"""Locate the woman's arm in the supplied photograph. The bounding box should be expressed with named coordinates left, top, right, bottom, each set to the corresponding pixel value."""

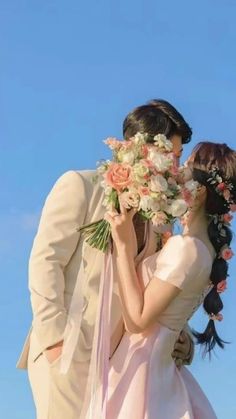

left=105, top=205, right=180, bottom=333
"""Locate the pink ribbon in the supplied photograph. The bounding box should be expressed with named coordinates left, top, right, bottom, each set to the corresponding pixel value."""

left=80, top=251, right=113, bottom=418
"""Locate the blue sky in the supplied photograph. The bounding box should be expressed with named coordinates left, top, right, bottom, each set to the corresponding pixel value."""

left=1, top=1, right=236, bottom=418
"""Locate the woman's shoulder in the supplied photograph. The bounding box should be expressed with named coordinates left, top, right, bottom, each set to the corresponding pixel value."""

left=160, top=234, right=212, bottom=268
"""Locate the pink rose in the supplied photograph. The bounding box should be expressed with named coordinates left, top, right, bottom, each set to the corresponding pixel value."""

left=230, top=204, right=236, bottom=212
left=217, top=280, right=227, bottom=293
left=139, top=186, right=149, bottom=196
left=141, top=144, right=149, bottom=158
left=220, top=247, right=234, bottom=261
left=105, top=163, right=132, bottom=192
left=223, top=213, right=233, bottom=223
left=217, top=182, right=226, bottom=191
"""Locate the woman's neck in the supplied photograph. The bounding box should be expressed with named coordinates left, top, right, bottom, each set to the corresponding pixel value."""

left=183, top=206, right=209, bottom=243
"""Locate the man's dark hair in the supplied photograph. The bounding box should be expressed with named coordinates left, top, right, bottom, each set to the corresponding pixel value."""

left=123, top=99, right=192, bottom=144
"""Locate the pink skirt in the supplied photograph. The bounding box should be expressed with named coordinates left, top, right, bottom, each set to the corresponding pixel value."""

left=106, top=324, right=217, bottom=419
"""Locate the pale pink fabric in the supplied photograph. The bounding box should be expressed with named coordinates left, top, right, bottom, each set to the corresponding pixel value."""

left=82, top=235, right=218, bottom=418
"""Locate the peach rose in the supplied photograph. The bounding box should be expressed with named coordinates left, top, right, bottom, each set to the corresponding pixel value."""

left=105, top=163, right=132, bottom=192
left=210, top=313, right=223, bottom=322
left=220, top=246, right=234, bottom=261
left=223, top=213, right=233, bottom=223
left=104, top=137, right=122, bottom=150
left=217, top=280, right=227, bottom=293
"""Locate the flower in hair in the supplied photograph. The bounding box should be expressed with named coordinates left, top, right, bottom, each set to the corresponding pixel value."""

left=223, top=189, right=231, bottom=201
left=220, top=245, right=234, bottom=261
left=217, top=182, right=226, bottom=192
left=209, top=313, right=223, bottom=321
left=216, top=280, right=227, bottom=293
left=223, top=213, right=233, bottom=224
left=207, top=166, right=234, bottom=205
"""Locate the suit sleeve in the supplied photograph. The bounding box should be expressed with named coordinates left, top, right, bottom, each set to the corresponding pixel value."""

left=181, top=323, right=195, bottom=365
left=29, top=171, right=87, bottom=351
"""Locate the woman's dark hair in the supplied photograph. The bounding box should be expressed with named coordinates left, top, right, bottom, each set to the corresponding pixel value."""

left=123, top=99, right=192, bottom=144
left=191, top=142, right=236, bottom=356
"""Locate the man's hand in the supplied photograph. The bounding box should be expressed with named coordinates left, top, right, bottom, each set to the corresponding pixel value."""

left=44, top=340, right=63, bottom=364
left=172, top=330, right=194, bottom=369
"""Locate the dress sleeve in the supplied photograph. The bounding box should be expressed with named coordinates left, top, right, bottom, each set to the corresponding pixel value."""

left=153, top=235, right=199, bottom=290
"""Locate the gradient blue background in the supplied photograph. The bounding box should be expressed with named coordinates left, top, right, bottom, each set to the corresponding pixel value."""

left=1, top=1, right=236, bottom=418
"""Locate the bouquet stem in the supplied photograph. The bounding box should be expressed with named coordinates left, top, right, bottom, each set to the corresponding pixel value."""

left=78, top=219, right=111, bottom=252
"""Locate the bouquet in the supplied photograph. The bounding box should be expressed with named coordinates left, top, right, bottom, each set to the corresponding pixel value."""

left=79, top=133, right=198, bottom=252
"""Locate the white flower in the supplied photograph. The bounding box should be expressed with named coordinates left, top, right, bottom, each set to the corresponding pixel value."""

left=150, top=174, right=168, bottom=192
left=117, top=150, right=135, bottom=165
left=139, top=196, right=160, bottom=212
left=119, top=189, right=140, bottom=209
left=167, top=199, right=188, bottom=217
left=148, top=149, right=172, bottom=172
left=133, top=132, right=148, bottom=145
left=97, top=164, right=107, bottom=175
left=100, top=179, right=113, bottom=194
left=132, top=162, right=150, bottom=184
left=184, top=179, right=199, bottom=191
left=154, top=134, right=173, bottom=152
left=184, top=179, right=199, bottom=200
left=152, top=211, right=168, bottom=226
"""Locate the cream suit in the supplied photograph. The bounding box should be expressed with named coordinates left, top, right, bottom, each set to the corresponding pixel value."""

left=17, top=169, right=193, bottom=419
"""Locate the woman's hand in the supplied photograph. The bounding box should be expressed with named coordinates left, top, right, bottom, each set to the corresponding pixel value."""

left=104, top=203, right=137, bottom=251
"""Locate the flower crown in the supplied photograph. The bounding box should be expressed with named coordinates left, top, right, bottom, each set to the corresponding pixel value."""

left=206, top=166, right=235, bottom=208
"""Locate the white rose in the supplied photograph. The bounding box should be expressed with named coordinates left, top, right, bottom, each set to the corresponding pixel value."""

left=148, top=149, right=172, bottom=172
left=168, top=199, right=188, bottom=217
left=154, top=134, right=173, bottom=152
left=150, top=174, right=168, bottom=193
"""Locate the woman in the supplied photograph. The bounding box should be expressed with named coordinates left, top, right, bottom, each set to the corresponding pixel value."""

left=84, top=142, right=236, bottom=419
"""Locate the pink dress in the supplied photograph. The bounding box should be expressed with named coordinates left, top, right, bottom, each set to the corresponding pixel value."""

left=106, top=235, right=217, bottom=419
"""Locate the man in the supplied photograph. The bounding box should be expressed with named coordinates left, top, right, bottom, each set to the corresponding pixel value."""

left=17, top=99, right=194, bottom=419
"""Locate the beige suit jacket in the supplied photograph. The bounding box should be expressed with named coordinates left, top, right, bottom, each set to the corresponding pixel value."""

left=17, top=169, right=124, bottom=369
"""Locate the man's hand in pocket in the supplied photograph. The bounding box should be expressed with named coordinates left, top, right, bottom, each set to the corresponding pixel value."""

left=44, top=340, right=63, bottom=364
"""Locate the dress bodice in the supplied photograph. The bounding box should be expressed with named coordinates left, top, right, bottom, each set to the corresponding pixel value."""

left=137, top=235, right=213, bottom=332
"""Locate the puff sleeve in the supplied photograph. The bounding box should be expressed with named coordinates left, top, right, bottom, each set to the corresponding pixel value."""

left=153, top=235, right=200, bottom=290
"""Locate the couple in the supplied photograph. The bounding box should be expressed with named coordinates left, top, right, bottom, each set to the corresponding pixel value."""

left=17, top=99, right=236, bottom=418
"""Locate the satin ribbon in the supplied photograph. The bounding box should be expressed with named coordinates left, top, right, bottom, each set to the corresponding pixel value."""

left=80, top=251, right=113, bottom=418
